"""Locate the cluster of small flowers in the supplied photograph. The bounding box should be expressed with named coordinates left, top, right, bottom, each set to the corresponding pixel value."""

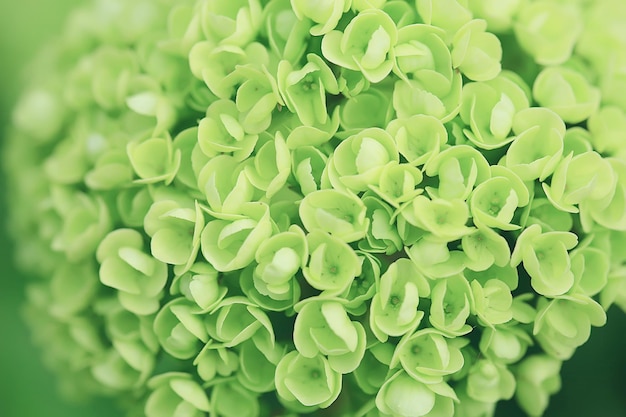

left=5, top=0, right=626, bottom=416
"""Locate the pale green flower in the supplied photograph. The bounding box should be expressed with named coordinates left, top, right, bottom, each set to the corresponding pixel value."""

left=460, top=72, right=530, bottom=149
left=290, top=0, right=351, bottom=36
left=375, top=370, right=457, bottom=417
left=262, top=0, right=311, bottom=63
left=466, top=359, right=515, bottom=403
left=153, top=298, right=207, bottom=359
left=302, top=230, right=362, bottom=295
left=52, top=193, right=112, bottom=262
left=382, top=1, right=417, bottom=28
left=205, top=296, right=275, bottom=347
left=197, top=99, right=259, bottom=161
left=47, top=261, right=99, bottom=319
left=470, top=279, right=513, bottom=327
left=143, top=200, right=204, bottom=268
left=189, top=41, right=269, bottom=99
left=392, top=76, right=463, bottom=122
left=234, top=65, right=283, bottom=134
left=406, top=235, right=466, bottom=278
left=145, top=372, right=210, bottom=417
left=277, top=54, right=339, bottom=126
left=542, top=150, right=616, bottom=213
left=425, top=145, right=491, bottom=200
left=533, top=66, right=601, bottom=124
left=291, top=146, right=328, bottom=195
left=97, top=300, right=158, bottom=389
left=96, top=229, right=168, bottom=315
left=327, top=127, right=399, bottom=192
left=392, top=24, right=452, bottom=88
left=514, top=355, right=562, bottom=417
left=116, top=187, right=154, bottom=228
left=503, top=107, right=565, bottom=181
left=526, top=198, right=573, bottom=233
left=244, top=132, right=291, bottom=198
left=514, top=1, right=583, bottom=65
left=338, top=85, right=394, bottom=132
left=533, top=294, right=606, bottom=360
left=293, top=297, right=367, bottom=373
left=252, top=225, right=307, bottom=301
left=353, top=348, right=390, bottom=395
left=429, top=274, right=474, bottom=336
left=386, top=114, right=448, bottom=167
left=469, top=174, right=528, bottom=231
left=401, top=195, right=473, bottom=243
left=462, top=226, right=511, bottom=272
left=210, top=380, right=260, bottom=417
left=370, top=258, right=430, bottom=342
left=579, top=158, right=626, bottom=232
left=479, top=325, right=533, bottom=364
left=511, top=224, right=578, bottom=296
left=275, top=351, right=342, bottom=409
left=199, top=0, right=263, bottom=46
left=343, top=251, right=381, bottom=313
left=601, top=267, right=626, bottom=313
left=587, top=106, right=626, bottom=156
left=193, top=342, right=238, bottom=382
left=237, top=338, right=283, bottom=392
left=321, top=9, right=398, bottom=83
left=451, top=19, right=502, bottom=82
left=127, top=133, right=182, bottom=185
left=299, top=188, right=369, bottom=242
left=361, top=204, right=403, bottom=254
left=200, top=202, right=273, bottom=272
left=468, top=0, right=523, bottom=33
left=415, top=0, right=472, bottom=42
left=465, top=264, right=519, bottom=292
left=11, top=88, right=66, bottom=143
left=171, top=262, right=227, bottom=312
left=391, top=328, right=466, bottom=384
left=570, top=244, right=610, bottom=297
left=197, top=155, right=254, bottom=214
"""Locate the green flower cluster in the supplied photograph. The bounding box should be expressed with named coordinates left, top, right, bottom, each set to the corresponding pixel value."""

left=5, top=0, right=626, bottom=416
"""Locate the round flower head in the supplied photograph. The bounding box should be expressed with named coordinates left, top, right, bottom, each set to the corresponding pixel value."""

left=7, top=0, right=626, bottom=415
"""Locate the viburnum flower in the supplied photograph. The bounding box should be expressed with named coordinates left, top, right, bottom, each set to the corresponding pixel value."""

left=6, top=1, right=626, bottom=417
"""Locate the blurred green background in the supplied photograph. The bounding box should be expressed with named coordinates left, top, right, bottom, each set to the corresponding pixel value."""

left=0, top=2, right=624, bottom=417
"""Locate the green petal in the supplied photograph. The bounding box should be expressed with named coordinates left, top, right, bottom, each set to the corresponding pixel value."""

left=299, top=189, right=369, bottom=242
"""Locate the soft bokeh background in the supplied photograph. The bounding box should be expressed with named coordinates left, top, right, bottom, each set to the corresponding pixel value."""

left=0, top=2, right=624, bottom=417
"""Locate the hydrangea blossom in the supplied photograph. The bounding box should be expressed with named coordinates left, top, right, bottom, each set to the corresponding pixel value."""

left=5, top=1, right=626, bottom=417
